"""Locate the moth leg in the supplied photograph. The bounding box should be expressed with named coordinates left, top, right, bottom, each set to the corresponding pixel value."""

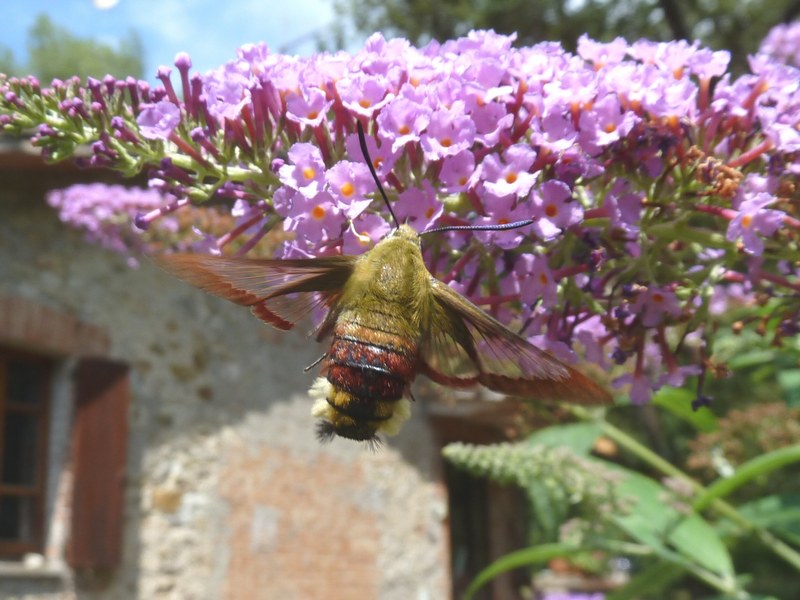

left=304, top=353, right=328, bottom=372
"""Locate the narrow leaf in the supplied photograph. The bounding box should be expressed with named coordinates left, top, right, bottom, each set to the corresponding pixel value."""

left=609, top=465, right=735, bottom=579
left=606, top=561, right=686, bottom=600
left=526, top=422, right=604, bottom=455
left=652, top=387, right=718, bottom=433
left=462, top=543, right=596, bottom=600
left=693, top=445, right=800, bottom=513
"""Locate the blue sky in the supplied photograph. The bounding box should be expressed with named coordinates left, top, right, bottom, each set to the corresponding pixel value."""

left=2, top=0, right=363, bottom=78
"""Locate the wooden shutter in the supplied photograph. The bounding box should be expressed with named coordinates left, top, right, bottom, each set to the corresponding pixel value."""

left=67, top=358, right=129, bottom=569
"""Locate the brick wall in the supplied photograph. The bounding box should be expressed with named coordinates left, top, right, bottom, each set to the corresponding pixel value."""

left=0, top=152, right=450, bottom=600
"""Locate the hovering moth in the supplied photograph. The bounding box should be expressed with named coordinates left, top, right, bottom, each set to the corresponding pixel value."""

left=158, top=124, right=611, bottom=442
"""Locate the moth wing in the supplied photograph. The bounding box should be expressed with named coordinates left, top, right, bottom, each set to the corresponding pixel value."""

left=420, top=278, right=611, bottom=404
left=155, top=254, right=357, bottom=331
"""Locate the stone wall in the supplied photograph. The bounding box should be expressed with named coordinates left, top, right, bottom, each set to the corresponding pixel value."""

left=0, top=167, right=450, bottom=599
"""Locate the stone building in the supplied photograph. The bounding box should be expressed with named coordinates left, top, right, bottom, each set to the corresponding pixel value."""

left=0, top=142, right=525, bottom=599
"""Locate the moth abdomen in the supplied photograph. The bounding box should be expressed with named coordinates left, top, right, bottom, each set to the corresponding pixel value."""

left=310, top=379, right=412, bottom=442
left=327, top=364, right=406, bottom=401
left=327, top=334, right=415, bottom=399
left=310, top=318, right=418, bottom=442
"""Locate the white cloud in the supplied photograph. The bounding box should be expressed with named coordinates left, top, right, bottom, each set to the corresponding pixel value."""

left=93, top=0, right=121, bottom=9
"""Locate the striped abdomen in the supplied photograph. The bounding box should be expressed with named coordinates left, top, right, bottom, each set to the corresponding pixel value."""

left=311, top=313, right=418, bottom=442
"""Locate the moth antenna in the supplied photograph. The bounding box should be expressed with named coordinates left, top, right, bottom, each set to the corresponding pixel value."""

left=357, top=121, right=400, bottom=228
left=421, top=219, right=535, bottom=236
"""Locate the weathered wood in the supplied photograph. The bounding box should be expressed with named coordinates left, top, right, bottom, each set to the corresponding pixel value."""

left=68, top=358, right=129, bottom=569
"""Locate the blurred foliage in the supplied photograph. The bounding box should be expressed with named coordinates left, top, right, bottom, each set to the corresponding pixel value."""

left=0, top=47, right=17, bottom=75
left=336, top=0, right=800, bottom=71
left=446, top=322, right=800, bottom=599
left=447, top=419, right=800, bottom=599
left=0, top=14, right=144, bottom=81
left=686, top=403, right=800, bottom=486
left=444, top=432, right=626, bottom=545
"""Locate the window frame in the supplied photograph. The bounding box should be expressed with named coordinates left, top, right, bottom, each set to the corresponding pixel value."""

left=0, top=347, right=54, bottom=560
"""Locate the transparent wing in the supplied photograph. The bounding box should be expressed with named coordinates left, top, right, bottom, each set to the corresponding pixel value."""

left=155, top=254, right=356, bottom=331
left=420, top=279, right=611, bottom=404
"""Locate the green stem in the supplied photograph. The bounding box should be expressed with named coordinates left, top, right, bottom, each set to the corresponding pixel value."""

left=648, top=222, right=728, bottom=248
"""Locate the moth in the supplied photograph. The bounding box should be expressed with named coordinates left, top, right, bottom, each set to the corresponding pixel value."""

left=158, top=124, right=611, bottom=443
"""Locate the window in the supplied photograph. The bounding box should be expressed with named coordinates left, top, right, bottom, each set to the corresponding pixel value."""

left=0, top=294, right=127, bottom=570
left=0, top=348, right=53, bottom=559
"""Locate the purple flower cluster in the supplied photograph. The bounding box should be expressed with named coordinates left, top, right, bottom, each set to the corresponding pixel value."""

left=48, top=183, right=172, bottom=258
left=759, top=21, right=800, bottom=67
left=47, top=183, right=231, bottom=262
left=2, top=29, right=799, bottom=407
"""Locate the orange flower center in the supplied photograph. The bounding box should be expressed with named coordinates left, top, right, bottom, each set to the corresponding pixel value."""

left=312, top=205, right=326, bottom=220
left=666, top=115, right=679, bottom=129
left=545, top=204, right=558, bottom=218
left=302, top=167, right=316, bottom=180
left=340, top=182, right=355, bottom=197
left=505, top=172, right=518, bottom=184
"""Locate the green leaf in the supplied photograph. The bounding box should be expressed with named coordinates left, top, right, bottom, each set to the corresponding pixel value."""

left=777, top=369, right=800, bottom=392
left=736, top=493, right=800, bottom=545
left=777, top=370, right=800, bottom=405
left=607, top=561, right=687, bottom=600
left=652, top=387, right=718, bottom=432
left=693, top=445, right=800, bottom=513
left=610, top=465, right=735, bottom=580
left=727, top=349, right=776, bottom=369
left=526, top=479, right=564, bottom=541
left=462, top=543, right=597, bottom=600
left=526, top=421, right=604, bottom=455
